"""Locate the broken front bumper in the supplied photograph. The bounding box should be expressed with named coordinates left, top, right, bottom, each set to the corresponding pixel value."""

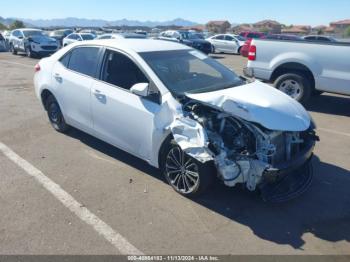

left=259, top=140, right=316, bottom=203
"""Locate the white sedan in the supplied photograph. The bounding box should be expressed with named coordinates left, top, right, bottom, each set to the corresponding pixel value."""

left=34, top=39, right=317, bottom=201
left=206, top=34, right=246, bottom=54
left=62, top=33, right=95, bottom=47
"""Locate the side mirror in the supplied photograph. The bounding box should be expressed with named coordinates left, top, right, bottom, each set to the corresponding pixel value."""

left=130, top=83, right=149, bottom=97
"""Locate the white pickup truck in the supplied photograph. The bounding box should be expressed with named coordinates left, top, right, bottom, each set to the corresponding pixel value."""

left=244, top=39, right=350, bottom=104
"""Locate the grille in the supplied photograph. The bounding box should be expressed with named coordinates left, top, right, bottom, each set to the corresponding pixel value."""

left=41, top=45, right=57, bottom=50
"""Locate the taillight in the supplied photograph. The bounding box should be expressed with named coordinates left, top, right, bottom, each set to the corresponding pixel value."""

left=34, top=63, right=41, bottom=72
left=248, top=45, right=256, bottom=61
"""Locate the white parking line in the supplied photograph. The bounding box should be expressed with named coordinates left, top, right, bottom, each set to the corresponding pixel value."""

left=0, top=142, right=143, bottom=255
left=0, top=60, right=34, bottom=68
left=318, top=128, right=350, bottom=138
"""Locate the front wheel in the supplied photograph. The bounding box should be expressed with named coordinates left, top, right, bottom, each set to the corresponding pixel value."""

left=274, top=73, right=311, bottom=104
left=25, top=46, right=34, bottom=58
left=162, top=143, right=215, bottom=197
left=46, top=95, right=69, bottom=133
left=10, top=44, right=17, bottom=55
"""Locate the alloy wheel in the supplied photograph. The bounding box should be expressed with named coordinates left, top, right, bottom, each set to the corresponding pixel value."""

left=165, top=146, right=200, bottom=194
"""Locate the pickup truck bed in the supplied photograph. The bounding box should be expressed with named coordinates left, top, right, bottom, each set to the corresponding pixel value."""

left=244, top=39, right=350, bottom=103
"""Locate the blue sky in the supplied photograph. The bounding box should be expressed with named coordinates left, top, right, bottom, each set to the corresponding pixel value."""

left=1, top=0, right=349, bottom=26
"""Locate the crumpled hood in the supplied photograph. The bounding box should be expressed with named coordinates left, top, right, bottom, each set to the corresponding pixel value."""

left=28, top=35, right=57, bottom=44
left=186, top=81, right=311, bottom=131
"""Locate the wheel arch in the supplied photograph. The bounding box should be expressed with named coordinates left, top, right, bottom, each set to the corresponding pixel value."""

left=157, top=134, right=174, bottom=169
left=40, top=89, right=55, bottom=110
left=270, top=62, right=315, bottom=90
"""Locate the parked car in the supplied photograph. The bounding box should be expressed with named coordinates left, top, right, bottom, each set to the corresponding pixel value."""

left=158, top=30, right=212, bottom=54
left=303, top=35, right=338, bottom=42
left=2, top=30, right=11, bottom=47
left=244, top=39, right=350, bottom=104
left=34, top=39, right=318, bottom=201
left=240, top=32, right=266, bottom=57
left=239, top=31, right=265, bottom=39
left=206, top=34, right=246, bottom=54
left=49, top=29, right=74, bottom=46
left=97, top=33, right=147, bottom=40
left=0, top=33, right=7, bottom=51
left=9, top=28, right=59, bottom=57
left=62, top=33, right=95, bottom=46
left=265, top=34, right=303, bottom=41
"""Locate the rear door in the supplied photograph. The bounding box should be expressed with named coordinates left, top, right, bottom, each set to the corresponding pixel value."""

left=224, top=35, right=238, bottom=53
left=51, top=46, right=101, bottom=133
left=91, top=48, right=162, bottom=159
left=213, top=35, right=225, bottom=52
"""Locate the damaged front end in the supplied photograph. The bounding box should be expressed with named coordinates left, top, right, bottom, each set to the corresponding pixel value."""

left=169, top=98, right=318, bottom=202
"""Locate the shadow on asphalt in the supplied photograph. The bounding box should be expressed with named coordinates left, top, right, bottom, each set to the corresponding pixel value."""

left=66, top=128, right=350, bottom=250
left=307, top=94, right=350, bottom=117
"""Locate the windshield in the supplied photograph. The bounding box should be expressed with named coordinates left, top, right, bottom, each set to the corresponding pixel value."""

left=181, top=32, right=204, bottom=40
left=23, top=30, right=44, bottom=37
left=140, top=50, right=244, bottom=96
left=81, top=34, right=94, bottom=40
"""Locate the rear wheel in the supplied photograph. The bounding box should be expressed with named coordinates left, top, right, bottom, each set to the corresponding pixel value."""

left=161, top=142, right=215, bottom=197
left=10, top=44, right=17, bottom=55
left=46, top=95, right=69, bottom=133
left=274, top=73, right=311, bottom=104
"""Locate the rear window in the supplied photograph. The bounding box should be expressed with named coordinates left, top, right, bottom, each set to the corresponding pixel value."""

left=81, top=34, right=94, bottom=40
left=66, top=47, right=100, bottom=77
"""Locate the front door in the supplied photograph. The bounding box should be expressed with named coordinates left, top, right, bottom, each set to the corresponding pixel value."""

left=91, top=49, right=161, bottom=160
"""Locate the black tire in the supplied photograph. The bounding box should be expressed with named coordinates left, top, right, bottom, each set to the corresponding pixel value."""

left=25, top=46, right=34, bottom=58
left=313, top=90, right=324, bottom=96
left=274, top=73, right=312, bottom=105
left=45, top=95, right=69, bottom=133
left=10, top=44, right=17, bottom=55
left=161, top=141, right=215, bottom=197
left=237, top=46, right=242, bottom=55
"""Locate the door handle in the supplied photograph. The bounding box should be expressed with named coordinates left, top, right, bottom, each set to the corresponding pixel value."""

left=93, top=89, right=106, bottom=102
left=54, top=73, right=63, bottom=82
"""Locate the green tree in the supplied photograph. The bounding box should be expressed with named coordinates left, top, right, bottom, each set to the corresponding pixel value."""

left=0, top=22, right=8, bottom=30
left=317, top=29, right=324, bottom=35
left=345, top=26, right=350, bottom=37
left=9, top=20, right=25, bottom=30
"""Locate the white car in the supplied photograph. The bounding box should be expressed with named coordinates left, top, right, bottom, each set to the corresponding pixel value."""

left=97, top=33, right=147, bottom=40
left=8, top=28, right=59, bottom=57
left=207, top=34, right=246, bottom=54
left=62, top=33, right=95, bottom=46
left=34, top=39, right=318, bottom=201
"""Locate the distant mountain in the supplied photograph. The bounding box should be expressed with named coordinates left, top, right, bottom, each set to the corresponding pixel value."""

left=0, top=16, right=15, bottom=26
left=6, top=17, right=199, bottom=28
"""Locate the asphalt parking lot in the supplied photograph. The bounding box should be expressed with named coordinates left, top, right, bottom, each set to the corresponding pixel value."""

left=0, top=52, right=350, bottom=255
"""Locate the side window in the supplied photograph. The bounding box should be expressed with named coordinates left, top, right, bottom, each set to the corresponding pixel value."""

left=101, top=49, right=149, bottom=90
left=67, top=47, right=100, bottom=77
left=59, top=52, right=71, bottom=68
left=305, top=36, right=316, bottom=41
left=318, top=37, right=331, bottom=42
left=225, top=35, right=234, bottom=41
left=99, top=35, right=111, bottom=39
left=216, top=35, right=224, bottom=40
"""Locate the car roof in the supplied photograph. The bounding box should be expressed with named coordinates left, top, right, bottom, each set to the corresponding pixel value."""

left=20, top=28, right=42, bottom=31
left=75, top=39, right=190, bottom=53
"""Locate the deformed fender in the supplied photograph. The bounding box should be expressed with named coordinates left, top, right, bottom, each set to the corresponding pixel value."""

left=168, top=117, right=214, bottom=163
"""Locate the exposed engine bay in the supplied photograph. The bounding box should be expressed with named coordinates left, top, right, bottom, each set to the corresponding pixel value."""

left=169, top=97, right=318, bottom=200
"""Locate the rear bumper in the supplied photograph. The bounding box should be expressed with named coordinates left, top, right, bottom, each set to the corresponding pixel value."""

left=243, top=67, right=254, bottom=78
